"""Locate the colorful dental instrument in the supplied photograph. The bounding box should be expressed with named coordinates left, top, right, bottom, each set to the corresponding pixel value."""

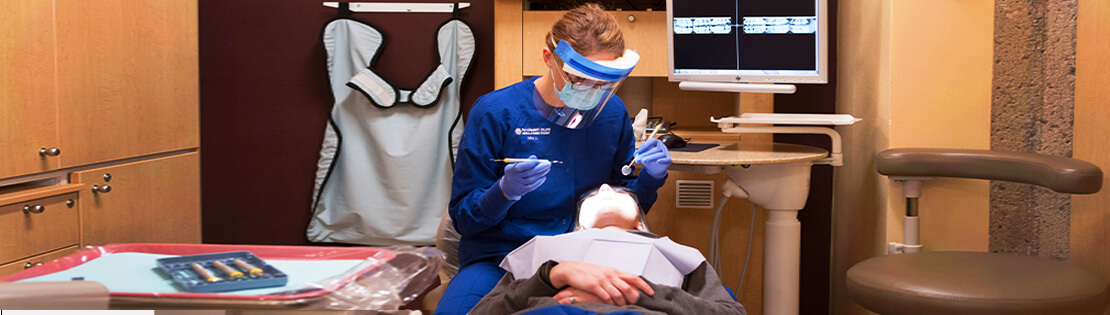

left=622, top=125, right=662, bottom=175
left=191, top=263, right=221, bottom=282
left=212, top=260, right=244, bottom=279
left=233, top=259, right=265, bottom=277
left=490, top=158, right=564, bottom=164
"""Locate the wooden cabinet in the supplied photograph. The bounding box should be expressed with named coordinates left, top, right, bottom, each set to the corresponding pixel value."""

left=1, top=0, right=198, bottom=176
left=521, top=10, right=667, bottom=77
left=0, top=0, right=60, bottom=179
left=73, top=153, right=200, bottom=247
left=0, top=246, right=79, bottom=277
left=495, top=1, right=669, bottom=87
left=0, top=0, right=199, bottom=274
left=55, top=0, right=199, bottom=167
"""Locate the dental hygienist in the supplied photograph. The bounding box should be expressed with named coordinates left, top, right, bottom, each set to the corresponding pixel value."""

left=436, top=3, right=673, bottom=314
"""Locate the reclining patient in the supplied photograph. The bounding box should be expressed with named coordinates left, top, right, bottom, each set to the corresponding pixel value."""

left=470, top=184, right=746, bottom=315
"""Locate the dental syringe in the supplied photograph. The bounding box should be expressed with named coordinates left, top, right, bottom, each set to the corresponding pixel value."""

left=490, top=158, right=564, bottom=164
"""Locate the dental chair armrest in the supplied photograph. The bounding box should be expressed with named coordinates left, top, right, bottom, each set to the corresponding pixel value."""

left=0, top=281, right=109, bottom=310
left=877, top=148, right=1103, bottom=194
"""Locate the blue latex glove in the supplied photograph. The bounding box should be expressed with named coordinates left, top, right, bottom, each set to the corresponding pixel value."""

left=635, top=138, right=671, bottom=179
left=499, top=155, right=552, bottom=200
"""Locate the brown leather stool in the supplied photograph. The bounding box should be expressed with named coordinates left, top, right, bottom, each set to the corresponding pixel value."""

left=846, top=148, right=1109, bottom=315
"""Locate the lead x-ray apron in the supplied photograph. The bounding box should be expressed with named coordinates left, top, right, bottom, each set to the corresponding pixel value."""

left=308, top=17, right=475, bottom=245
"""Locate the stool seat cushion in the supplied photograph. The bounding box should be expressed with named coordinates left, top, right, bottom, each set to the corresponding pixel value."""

left=846, top=251, right=1109, bottom=315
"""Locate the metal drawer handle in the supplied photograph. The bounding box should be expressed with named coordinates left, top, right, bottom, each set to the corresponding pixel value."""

left=22, top=205, right=45, bottom=214
left=38, top=147, right=61, bottom=157
left=24, top=262, right=43, bottom=269
left=92, top=184, right=112, bottom=194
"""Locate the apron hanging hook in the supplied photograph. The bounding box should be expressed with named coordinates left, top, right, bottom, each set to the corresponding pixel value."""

left=452, top=2, right=460, bottom=18
left=338, top=2, right=352, bottom=17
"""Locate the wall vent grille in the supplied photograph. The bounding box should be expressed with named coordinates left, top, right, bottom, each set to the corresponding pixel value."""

left=676, top=180, right=714, bottom=209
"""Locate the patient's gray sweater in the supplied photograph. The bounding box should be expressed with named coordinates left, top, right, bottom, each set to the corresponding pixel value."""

left=470, top=261, right=746, bottom=315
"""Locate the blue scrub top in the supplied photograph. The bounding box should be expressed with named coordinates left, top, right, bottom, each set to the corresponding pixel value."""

left=450, top=76, right=667, bottom=268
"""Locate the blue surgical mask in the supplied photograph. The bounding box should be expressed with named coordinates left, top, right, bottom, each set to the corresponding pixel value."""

left=553, top=79, right=605, bottom=110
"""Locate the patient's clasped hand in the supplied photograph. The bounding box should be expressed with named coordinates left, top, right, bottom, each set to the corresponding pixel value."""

left=471, top=184, right=747, bottom=315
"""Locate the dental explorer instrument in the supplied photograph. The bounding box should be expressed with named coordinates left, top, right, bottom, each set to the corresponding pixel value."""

left=622, top=125, right=662, bottom=175
left=490, top=158, right=564, bottom=164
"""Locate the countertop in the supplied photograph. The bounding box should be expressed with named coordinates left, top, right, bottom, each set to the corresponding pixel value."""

left=667, top=140, right=828, bottom=165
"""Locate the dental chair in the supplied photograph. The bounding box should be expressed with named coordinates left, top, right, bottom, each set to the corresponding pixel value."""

left=846, top=148, right=1109, bottom=315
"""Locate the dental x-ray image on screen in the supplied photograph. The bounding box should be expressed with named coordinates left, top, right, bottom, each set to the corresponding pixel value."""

left=667, top=0, right=828, bottom=84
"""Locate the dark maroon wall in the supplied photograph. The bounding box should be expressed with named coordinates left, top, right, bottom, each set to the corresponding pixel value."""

left=199, top=0, right=494, bottom=245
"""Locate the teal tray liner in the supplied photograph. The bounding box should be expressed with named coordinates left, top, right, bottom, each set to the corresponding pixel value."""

left=17, top=252, right=367, bottom=296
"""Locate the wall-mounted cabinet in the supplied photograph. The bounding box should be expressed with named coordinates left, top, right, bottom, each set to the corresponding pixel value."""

left=521, top=10, right=667, bottom=77
left=495, top=1, right=671, bottom=88
left=0, top=0, right=199, bottom=180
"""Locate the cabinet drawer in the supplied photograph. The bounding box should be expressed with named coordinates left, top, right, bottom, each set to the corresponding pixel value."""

left=0, top=245, right=80, bottom=277
left=0, top=193, right=80, bottom=263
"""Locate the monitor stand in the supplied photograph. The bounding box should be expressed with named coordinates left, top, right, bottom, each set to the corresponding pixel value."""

left=678, top=81, right=797, bottom=116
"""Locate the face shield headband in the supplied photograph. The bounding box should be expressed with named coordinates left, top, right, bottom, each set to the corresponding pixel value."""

left=553, top=40, right=639, bottom=82
left=534, top=40, right=640, bottom=129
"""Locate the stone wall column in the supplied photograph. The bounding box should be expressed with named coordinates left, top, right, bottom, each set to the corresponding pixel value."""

left=990, top=0, right=1077, bottom=260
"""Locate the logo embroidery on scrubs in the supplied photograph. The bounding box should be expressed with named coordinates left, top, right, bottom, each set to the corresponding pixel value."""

left=515, top=127, right=551, bottom=141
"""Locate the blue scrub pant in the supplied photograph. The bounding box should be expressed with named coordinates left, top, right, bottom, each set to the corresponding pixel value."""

left=433, top=260, right=506, bottom=315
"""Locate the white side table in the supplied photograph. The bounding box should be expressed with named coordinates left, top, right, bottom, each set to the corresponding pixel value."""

left=669, top=140, right=828, bottom=315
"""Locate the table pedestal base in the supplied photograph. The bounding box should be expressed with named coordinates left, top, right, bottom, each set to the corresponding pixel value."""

left=724, top=162, right=812, bottom=315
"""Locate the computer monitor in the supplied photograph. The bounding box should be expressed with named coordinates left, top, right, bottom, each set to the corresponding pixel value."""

left=667, top=0, right=828, bottom=86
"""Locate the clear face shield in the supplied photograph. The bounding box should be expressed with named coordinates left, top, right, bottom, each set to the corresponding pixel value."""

left=574, top=184, right=650, bottom=232
left=535, top=40, right=640, bottom=129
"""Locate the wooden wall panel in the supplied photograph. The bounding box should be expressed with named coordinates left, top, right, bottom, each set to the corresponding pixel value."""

left=1071, top=2, right=1110, bottom=314
left=494, top=0, right=523, bottom=89
left=648, top=170, right=766, bottom=314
